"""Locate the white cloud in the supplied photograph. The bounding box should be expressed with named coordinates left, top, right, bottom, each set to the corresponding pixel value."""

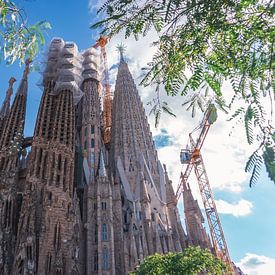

left=88, top=9, right=254, bottom=194
left=237, top=253, right=275, bottom=275
left=88, top=0, right=104, bottom=13
left=215, top=199, right=253, bottom=217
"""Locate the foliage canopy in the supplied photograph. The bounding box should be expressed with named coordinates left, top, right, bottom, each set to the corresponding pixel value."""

left=0, top=0, right=51, bottom=64
left=93, top=0, right=275, bottom=185
left=130, top=246, right=229, bottom=275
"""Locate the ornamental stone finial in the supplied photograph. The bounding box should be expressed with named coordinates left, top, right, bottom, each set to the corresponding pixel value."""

left=116, top=44, right=126, bottom=63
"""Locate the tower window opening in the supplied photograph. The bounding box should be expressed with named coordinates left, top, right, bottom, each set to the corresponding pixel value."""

left=91, top=138, right=95, bottom=148
left=64, top=158, right=67, bottom=175
left=91, top=125, right=95, bottom=134
left=54, top=222, right=61, bottom=250
left=94, top=250, right=98, bottom=271
left=101, top=202, right=107, bottom=210
left=84, top=127, right=87, bottom=136
left=26, top=245, right=33, bottom=261
left=124, top=212, right=127, bottom=224
left=102, top=223, right=108, bottom=241
left=42, top=153, right=48, bottom=180
left=94, top=224, right=98, bottom=243
left=48, top=192, right=52, bottom=202
left=56, top=175, right=60, bottom=185
left=91, top=152, right=95, bottom=164
left=8, top=199, right=12, bottom=228
left=46, top=253, right=52, bottom=274
left=52, top=153, right=55, bottom=169
left=58, top=155, right=62, bottom=171
left=102, top=247, right=109, bottom=270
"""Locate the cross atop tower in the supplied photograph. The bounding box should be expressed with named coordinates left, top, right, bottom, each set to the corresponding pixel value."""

left=116, top=44, right=126, bottom=63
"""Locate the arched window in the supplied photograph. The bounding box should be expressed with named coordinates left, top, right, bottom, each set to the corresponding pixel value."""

left=102, top=247, right=109, bottom=270
left=102, top=223, right=108, bottom=241
left=101, top=202, right=107, bottom=210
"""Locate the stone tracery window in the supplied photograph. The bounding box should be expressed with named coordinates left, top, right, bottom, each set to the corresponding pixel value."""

left=101, top=201, right=107, bottom=210
left=102, top=247, right=109, bottom=270
left=102, top=223, right=108, bottom=241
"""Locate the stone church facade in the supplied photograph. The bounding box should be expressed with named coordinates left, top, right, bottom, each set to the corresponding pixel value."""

left=0, top=38, right=211, bottom=275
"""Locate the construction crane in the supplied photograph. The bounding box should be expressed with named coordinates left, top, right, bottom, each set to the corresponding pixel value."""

left=176, top=105, right=233, bottom=270
left=93, top=35, right=112, bottom=144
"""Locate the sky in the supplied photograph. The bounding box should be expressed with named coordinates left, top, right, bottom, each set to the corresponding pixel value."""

left=0, top=1, right=274, bottom=274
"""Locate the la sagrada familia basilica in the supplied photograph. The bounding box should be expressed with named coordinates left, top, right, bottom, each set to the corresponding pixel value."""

left=0, top=37, right=226, bottom=274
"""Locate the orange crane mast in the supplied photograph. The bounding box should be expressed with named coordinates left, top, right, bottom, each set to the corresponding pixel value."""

left=93, top=35, right=112, bottom=144
left=177, top=107, right=233, bottom=270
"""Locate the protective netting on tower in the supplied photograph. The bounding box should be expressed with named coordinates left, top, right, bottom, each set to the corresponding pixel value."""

left=39, top=38, right=102, bottom=105
left=54, top=42, right=84, bottom=105
left=82, top=47, right=101, bottom=81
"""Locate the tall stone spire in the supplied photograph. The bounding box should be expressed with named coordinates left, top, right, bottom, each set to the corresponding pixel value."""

left=110, top=49, right=161, bottom=197
left=0, top=77, right=16, bottom=140
left=0, top=62, right=29, bottom=274
left=13, top=41, right=81, bottom=275
left=182, top=175, right=212, bottom=249
left=0, top=60, right=31, bottom=149
left=0, top=77, right=16, bottom=118
left=164, top=165, right=188, bottom=251
left=16, top=58, right=31, bottom=96
left=79, top=46, right=101, bottom=185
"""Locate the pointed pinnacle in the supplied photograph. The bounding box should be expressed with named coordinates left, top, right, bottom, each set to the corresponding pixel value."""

left=116, top=44, right=126, bottom=63
left=6, top=77, right=16, bottom=98
left=23, top=59, right=32, bottom=79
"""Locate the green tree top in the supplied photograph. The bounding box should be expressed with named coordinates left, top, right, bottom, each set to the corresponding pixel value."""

left=93, top=0, right=274, bottom=186
left=0, top=0, right=51, bottom=64
left=131, top=246, right=230, bottom=275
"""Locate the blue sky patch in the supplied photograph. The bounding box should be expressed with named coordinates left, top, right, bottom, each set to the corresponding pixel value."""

left=154, top=128, right=173, bottom=149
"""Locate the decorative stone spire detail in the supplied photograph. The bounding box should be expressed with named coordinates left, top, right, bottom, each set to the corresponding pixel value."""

left=16, top=59, right=31, bottom=96
left=117, top=44, right=126, bottom=63
left=98, top=149, right=107, bottom=178
left=0, top=77, right=16, bottom=119
left=183, top=177, right=211, bottom=249
left=0, top=60, right=30, bottom=149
